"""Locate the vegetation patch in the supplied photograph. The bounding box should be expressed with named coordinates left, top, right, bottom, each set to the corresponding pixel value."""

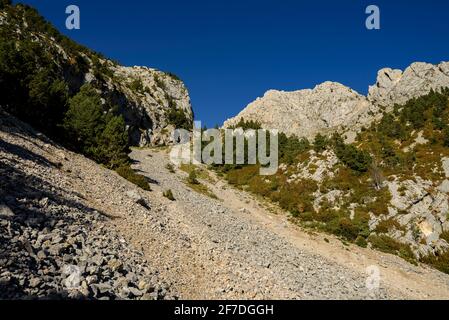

left=163, top=189, right=175, bottom=201
left=116, top=165, right=151, bottom=191
left=368, top=234, right=416, bottom=264
left=421, top=250, right=449, bottom=274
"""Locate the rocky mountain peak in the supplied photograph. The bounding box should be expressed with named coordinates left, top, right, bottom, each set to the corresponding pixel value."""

left=225, top=61, right=449, bottom=141
left=224, top=80, right=371, bottom=140
left=368, top=61, right=449, bottom=107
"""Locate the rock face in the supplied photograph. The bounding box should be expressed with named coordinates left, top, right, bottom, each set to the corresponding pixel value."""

left=99, top=64, right=193, bottom=146
left=224, top=82, right=374, bottom=140
left=224, top=61, right=449, bottom=140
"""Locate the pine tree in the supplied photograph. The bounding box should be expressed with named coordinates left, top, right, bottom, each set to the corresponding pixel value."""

left=63, top=84, right=104, bottom=153
left=96, top=115, right=129, bottom=168
left=0, top=0, right=12, bottom=10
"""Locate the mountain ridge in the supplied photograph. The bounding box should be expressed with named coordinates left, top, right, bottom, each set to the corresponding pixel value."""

left=0, top=3, right=193, bottom=147
left=224, top=61, right=449, bottom=142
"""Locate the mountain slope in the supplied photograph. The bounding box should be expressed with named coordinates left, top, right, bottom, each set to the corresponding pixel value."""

left=5, top=105, right=449, bottom=299
left=0, top=3, right=192, bottom=147
left=218, top=89, right=449, bottom=273
left=0, top=108, right=175, bottom=299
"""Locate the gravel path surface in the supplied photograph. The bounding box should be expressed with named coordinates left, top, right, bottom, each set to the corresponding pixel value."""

left=127, top=149, right=393, bottom=299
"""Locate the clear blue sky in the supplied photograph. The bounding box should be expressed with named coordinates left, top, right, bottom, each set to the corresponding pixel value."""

left=17, top=0, right=449, bottom=127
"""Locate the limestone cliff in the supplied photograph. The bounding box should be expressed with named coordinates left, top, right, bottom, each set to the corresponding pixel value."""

left=224, top=61, right=449, bottom=142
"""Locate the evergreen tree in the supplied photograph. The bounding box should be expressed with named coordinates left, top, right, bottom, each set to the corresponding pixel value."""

left=63, top=84, right=104, bottom=152
left=96, top=115, right=129, bottom=168
left=0, top=0, right=12, bottom=10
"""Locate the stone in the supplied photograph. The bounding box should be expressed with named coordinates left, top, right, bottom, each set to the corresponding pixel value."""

left=125, top=190, right=149, bottom=208
left=437, top=180, right=449, bottom=193
left=29, top=278, right=41, bottom=288
left=97, top=283, right=112, bottom=294
left=36, top=250, right=47, bottom=260
left=128, top=287, right=143, bottom=297
left=107, top=259, right=123, bottom=272
left=0, top=204, right=14, bottom=218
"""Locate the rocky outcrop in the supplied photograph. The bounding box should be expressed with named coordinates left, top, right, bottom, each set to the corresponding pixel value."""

left=369, top=62, right=449, bottom=107
left=97, top=64, right=193, bottom=146
left=224, top=61, right=449, bottom=141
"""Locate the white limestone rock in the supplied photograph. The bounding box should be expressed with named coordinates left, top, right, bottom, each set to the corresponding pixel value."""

left=368, top=62, right=449, bottom=107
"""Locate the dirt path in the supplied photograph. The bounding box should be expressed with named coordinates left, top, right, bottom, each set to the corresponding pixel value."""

left=207, top=173, right=449, bottom=299
left=123, top=148, right=449, bottom=299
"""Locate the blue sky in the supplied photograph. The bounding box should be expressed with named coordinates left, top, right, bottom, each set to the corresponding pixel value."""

left=17, top=0, right=449, bottom=127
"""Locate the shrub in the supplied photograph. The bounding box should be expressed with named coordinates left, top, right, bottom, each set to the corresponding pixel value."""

left=279, top=133, right=310, bottom=164
left=163, top=189, right=175, bottom=201
left=375, top=218, right=402, bottom=234
left=187, top=170, right=200, bottom=185
left=167, top=107, right=192, bottom=130
left=440, top=230, right=449, bottom=243
left=63, top=84, right=104, bottom=150
left=378, top=113, right=407, bottom=140
left=368, top=234, right=416, bottom=263
left=166, top=72, right=181, bottom=81
left=320, top=210, right=370, bottom=242
left=129, top=78, right=144, bottom=93
left=94, top=115, right=129, bottom=168
left=364, top=189, right=391, bottom=216
left=355, top=236, right=368, bottom=248
left=116, top=165, right=151, bottom=191
left=165, top=163, right=175, bottom=173
left=421, top=250, right=449, bottom=274
left=313, top=134, right=328, bottom=152
left=230, top=118, right=262, bottom=130
left=276, top=180, right=318, bottom=216
left=226, top=165, right=259, bottom=186
left=0, top=0, right=12, bottom=9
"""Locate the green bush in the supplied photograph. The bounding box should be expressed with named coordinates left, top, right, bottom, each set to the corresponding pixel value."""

left=167, top=107, right=192, bottom=130
left=279, top=133, right=310, bottom=164
left=165, top=163, right=176, bottom=173
left=187, top=170, right=200, bottom=185
left=229, top=118, right=262, bottom=130
left=333, top=137, right=372, bottom=173
left=369, top=234, right=416, bottom=263
left=378, top=114, right=407, bottom=140
left=375, top=218, right=402, bottom=234
left=116, top=165, right=151, bottom=191
left=95, top=115, right=129, bottom=168
left=421, top=250, right=449, bottom=274
left=319, top=210, right=370, bottom=242
left=129, top=78, right=144, bottom=93
left=163, top=189, right=175, bottom=201
left=313, top=134, right=328, bottom=152
left=63, top=84, right=129, bottom=168
left=355, top=236, right=368, bottom=248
